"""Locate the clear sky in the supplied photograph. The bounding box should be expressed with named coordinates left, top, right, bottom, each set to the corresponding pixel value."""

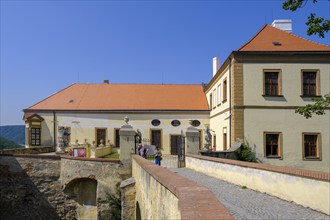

left=1, top=0, right=329, bottom=125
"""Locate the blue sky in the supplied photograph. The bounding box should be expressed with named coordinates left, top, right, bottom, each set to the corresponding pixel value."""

left=1, top=0, right=329, bottom=125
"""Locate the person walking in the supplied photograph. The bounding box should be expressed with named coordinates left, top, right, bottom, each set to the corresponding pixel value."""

left=154, top=146, right=162, bottom=166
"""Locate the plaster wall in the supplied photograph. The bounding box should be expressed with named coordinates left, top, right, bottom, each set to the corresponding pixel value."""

left=186, top=156, right=330, bottom=215
left=33, top=112, right=209, bottom=155
left=243, top=63, right=330, bottom=106
left=132, top=159, right=180, bottom=220
left=244, top=108, right=330, bottom=172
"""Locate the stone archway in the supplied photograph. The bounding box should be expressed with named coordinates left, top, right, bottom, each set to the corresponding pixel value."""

left=64, top=178, right=97, bottom=220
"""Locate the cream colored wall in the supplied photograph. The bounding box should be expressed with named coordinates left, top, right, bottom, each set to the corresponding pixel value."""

left=205, top=68, right=231, bottom=149
left=35, top=112, right=209, bottom=154
left=132, top=159, right=181, bottom=220
left=186, top=156, right=330, bottom=215
left=243, top=63, right=330, bottom=106
left=242, top=62, right=330, bottom=172
left=244, top=108, right=330, bottom=172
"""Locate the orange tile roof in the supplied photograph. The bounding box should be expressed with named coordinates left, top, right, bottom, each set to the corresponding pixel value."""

left=26, top=84, right=209, bottom=111
left=238, top=25, right=330, bottom=51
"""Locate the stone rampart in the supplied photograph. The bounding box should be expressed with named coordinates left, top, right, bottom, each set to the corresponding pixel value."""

left=0, top=146, right=54, bottom=154
left=186, top=154, right=330, bottom=215
left=0, top=154, right=130, bottom=220
left=132, top=155, right=233, bottom=220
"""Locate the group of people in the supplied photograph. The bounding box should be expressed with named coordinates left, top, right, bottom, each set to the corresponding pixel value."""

left=137, top=144, right=162, bottom=166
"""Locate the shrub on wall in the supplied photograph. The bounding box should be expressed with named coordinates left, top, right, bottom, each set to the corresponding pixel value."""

left=237, top=141, right=258, bottom=163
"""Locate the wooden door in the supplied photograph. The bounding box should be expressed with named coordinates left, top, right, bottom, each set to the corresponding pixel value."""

left=171, top=135, right=181, bottom=155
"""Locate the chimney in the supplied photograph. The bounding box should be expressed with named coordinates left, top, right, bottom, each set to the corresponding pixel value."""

left=271, top=19, right=292, bottom=33
left=103, top=80, right=109, bottom=84
left=213, top=57, right=220, bottom=77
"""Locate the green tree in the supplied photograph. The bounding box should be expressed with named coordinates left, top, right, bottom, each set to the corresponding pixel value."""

left=283, top=0, right=330, bottom=38
left=295, top=94, right=330, bottom=118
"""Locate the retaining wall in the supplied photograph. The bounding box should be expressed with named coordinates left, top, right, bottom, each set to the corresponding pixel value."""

left=186, top=154, right=330, bottom=215
left=132, top=155, right=233, bottom=220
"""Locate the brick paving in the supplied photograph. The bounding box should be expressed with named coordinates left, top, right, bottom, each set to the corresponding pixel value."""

left=170, top=168, right=329, bottom=220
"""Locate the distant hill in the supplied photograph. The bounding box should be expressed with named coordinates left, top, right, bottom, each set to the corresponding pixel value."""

left=0, top=136, right=22, bottom=149
left=0, top=125, right=25, bottom=145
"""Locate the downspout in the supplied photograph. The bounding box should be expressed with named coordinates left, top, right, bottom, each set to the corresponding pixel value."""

left=53, top=111, right=56, bottom=151
left=229, top=57, right=232, bottom=147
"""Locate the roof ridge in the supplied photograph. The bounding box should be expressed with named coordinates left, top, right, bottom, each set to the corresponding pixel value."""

left=24, top=83, right=77, bottom=111
left=74, top=83, right=203, bottom=86
left=237, top=24, right=268, bottom=51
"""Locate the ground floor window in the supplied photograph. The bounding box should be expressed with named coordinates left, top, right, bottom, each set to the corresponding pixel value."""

left=151, top=129, right=162, bottom=148
left=264, top=132, right=282, bottom=159
left=95, top=128, right=107, bottom=147
left=115, top=128, right=120, bottom=148
left=170, top=135, right=181, bottom=155
left=303, top=133, right=321, bottom=160
left=31, top=127, right=41, bottom=146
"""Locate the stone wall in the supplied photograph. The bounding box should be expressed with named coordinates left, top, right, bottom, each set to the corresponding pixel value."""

left=186, top=154, right=330, bottom=215
left=0, top=155, right=75, bottom=219
left=0, top=154, right=131, bottom=220
left=0, top=146, right=54, bottom=155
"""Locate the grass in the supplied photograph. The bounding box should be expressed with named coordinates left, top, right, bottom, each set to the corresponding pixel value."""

left=104, top=153, right=120, bottom=159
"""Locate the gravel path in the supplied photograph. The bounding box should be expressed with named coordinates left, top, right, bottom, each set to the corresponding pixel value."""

left=170, top=168, right=329, bottom=220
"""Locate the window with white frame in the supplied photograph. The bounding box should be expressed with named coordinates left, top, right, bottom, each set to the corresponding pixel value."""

left=217, top=84, right=221, bottom=105
left=213, top=89, right=216, bottom=108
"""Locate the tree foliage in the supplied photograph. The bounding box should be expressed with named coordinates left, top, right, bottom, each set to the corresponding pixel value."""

left=295, top=93, right=330, bottom=118
left=283, top=0, right=330, bottom=38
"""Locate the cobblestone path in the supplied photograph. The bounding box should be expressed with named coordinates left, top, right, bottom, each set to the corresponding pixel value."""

left=170, top=168, right=329, bottom=220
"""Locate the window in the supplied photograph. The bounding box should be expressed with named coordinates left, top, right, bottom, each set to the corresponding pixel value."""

left=209, top=93, right=213, bottom=109
left=191, top=120, right=201, bottom=127
left=114, top=128, right=120, bottom=148
left=302, top=71, right=319, bottom=96
left=213, top=89, right=216, bottom=108
left=31, top=127, right=41, bottom=146
left=303, top=133, right=321, bottom=160
left=217, top=85, right=221, bottom=105
left=171, top=120, right=181, bottom=127
left=264, top=132, right=282, bottom=158
left=213, top=135, right=216, bottom=147
left=151, top=119, right=161, bottom=126
left=223, top=127, right=227, bottom=150
left=96, top=128, right=107, bottom=146
left=264, top=71, right=281, bottom=96
left=223, top=79, right=227, bottom=102
left=151, top=129, right=162, bottom=148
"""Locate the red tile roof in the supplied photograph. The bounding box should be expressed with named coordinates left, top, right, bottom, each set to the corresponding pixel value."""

left=238, top=25, right=330, bottom=51
left=26, top=84, right=209, bottom=111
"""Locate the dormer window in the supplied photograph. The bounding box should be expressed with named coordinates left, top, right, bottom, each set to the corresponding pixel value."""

left=272, top=42, right=282, bottom=46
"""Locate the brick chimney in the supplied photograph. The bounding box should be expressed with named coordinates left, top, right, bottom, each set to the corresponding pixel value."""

left=103, top=80, right=109, bottom=84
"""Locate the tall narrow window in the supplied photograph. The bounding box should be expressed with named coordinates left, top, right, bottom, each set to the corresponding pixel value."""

left=223, top=127, right=227, bottom=151
left=151, top=129, right=162, bottom=148
left=213, top=89, right=216, bottom=108
left=303, top=133, right=321, bottom=160
left=96, top=128, right=107, bottom=146
left=31, top=127, right=41, bottom=146
left=302, top=71, right=318, bottom=96
left=115, top=128, right=120, bottom=148
left=213, top=135, right=216, bottom=147
left=209, top=93, right=213, bottom=109
left=223, top=79, right=227, bottom=102
left=264, top=72, right=279, bottom=96
left=217, top=85, right=221, bottom=105
left=264, top=132, right=282, bottom=158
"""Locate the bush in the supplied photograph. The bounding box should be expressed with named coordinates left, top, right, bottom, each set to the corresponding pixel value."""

left=237, top=142, right=258, bottom=163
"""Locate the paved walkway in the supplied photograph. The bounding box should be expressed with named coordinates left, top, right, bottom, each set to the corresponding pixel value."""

left=170, top=168, right=329, bottom=220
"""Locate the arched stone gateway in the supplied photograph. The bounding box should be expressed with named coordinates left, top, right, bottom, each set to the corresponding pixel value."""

left=64, top=178, right=98, bottom=220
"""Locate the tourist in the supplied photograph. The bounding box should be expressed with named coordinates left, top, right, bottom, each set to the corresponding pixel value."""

left=154, top=146, right=162, bottom=166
